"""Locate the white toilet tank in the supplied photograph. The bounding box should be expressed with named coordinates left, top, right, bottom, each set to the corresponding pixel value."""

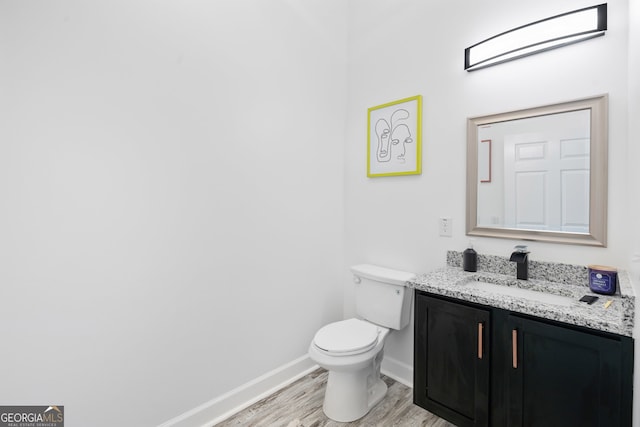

left=351, top=264, right=415, bottom=330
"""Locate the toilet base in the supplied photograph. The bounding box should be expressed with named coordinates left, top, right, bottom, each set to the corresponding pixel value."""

left=321, top=350, right=387, bottom=422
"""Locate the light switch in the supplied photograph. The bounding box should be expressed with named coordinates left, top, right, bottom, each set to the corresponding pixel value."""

left=439, top=217, right=452, bottom=237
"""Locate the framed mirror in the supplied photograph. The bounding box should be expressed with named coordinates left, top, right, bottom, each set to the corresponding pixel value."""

left=466, top=95, right=608, bottom=246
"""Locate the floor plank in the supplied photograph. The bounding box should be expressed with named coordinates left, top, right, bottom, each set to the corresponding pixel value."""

left=216, top=368, right=456, bottom=426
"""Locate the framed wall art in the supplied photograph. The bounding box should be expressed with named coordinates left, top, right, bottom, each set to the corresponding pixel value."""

left=367, top=95, right=422, bottom=177
left=479, top=139, right=492, bottom=183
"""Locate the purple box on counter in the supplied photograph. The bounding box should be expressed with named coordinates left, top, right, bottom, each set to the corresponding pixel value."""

left=588, top=265, right=618, bottom=295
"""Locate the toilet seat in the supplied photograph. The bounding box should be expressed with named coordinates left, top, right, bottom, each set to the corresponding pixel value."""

left=313, top=318, right=379, bottom=356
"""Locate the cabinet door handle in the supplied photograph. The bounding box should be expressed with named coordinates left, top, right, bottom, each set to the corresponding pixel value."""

left=512, top=329, right=518, bottom=369
left=477, top=322, right=484, bottom=359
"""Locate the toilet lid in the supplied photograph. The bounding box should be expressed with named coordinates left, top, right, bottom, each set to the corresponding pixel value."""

left=313, top=318, right=379, bottom=354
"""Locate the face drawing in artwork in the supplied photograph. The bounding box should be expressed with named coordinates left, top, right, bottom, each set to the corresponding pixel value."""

left=375, top=118, right=392, bottom=162
left=375, top=108, right=412, bottom=164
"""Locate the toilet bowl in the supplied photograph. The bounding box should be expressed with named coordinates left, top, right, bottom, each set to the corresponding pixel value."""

left=308, top=264, right=415, bottom=422
left=309, top=318, right=390, bottom=422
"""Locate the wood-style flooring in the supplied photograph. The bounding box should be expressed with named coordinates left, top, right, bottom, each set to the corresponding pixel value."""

left=215, top=368, right=455, bottom=427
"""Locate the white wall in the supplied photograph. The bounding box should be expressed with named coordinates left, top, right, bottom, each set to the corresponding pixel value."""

left=0, top=1, right=346, bottom=426
left=628, top=0, right=640, bottom=423
left=630, top=0, right=640, bottom=277
left=345, top=0, right=633, bottom=393
left=629, top=1, right=640, bottom=274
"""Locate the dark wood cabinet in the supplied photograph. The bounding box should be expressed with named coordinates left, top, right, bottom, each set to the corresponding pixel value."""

left=505, top=314, right=634, bottom=427
left=414, top=293, right=490, bottom=427
left=414, top=290, right=634, bottom=427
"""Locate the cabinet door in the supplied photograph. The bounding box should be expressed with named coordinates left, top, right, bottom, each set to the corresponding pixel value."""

left=414, top=292, right=490, bottom=427
left=507, top=315, right=631, bottom=427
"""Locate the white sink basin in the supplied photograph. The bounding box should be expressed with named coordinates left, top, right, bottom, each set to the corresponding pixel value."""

left=465, top=281, right=575, bottom=307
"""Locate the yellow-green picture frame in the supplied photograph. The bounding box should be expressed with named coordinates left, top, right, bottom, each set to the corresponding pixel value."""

left=367, top=95, right=422, bottom=177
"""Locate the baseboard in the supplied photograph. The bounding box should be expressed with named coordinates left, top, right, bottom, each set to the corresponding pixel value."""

left=381, top=355, right=413, bottom=388
left=158, top=355, right=318, bottom=427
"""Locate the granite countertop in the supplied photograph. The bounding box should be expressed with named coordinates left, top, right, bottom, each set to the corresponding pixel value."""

left=408, top=251, right=635, bottom=337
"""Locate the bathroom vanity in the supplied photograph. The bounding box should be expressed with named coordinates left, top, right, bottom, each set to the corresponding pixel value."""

left=410, top=252, right=635, bottom=427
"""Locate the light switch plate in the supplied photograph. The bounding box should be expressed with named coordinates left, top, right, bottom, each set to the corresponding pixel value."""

left=439, top=217, right=452, bottom=237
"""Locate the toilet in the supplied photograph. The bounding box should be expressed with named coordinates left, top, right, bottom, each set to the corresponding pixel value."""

left=308, top=264, right=415, bottom=422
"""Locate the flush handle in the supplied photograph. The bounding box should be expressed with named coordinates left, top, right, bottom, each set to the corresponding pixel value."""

left=512, top=329, right=518, bottom=369
left=477, top=322, right=484, bottom=359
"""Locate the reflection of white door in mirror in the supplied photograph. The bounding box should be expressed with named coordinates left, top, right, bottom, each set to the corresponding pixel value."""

left=467, top=95, right=607, bottom=246
left=477, top=110, right=591, bottom=232
left=504, top=134, right=590, bottom=233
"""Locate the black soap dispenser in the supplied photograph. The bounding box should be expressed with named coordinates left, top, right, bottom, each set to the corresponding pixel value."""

left=463, top=242, right=477, bottom=272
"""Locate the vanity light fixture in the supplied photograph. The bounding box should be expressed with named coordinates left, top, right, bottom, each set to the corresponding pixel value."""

left=465, top=3, right=607, bottom=71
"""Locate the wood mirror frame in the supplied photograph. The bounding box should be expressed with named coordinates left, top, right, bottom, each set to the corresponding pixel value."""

left=466, top=94, right=608, bottom=246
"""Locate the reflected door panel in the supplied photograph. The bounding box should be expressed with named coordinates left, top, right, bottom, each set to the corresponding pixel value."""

left=505, top=138, right=550, bottom=229
left=487, top=111, right=590, bottom=233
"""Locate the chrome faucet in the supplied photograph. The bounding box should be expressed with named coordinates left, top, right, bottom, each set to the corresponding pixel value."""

left=510, top=245, right=529, bottom=280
